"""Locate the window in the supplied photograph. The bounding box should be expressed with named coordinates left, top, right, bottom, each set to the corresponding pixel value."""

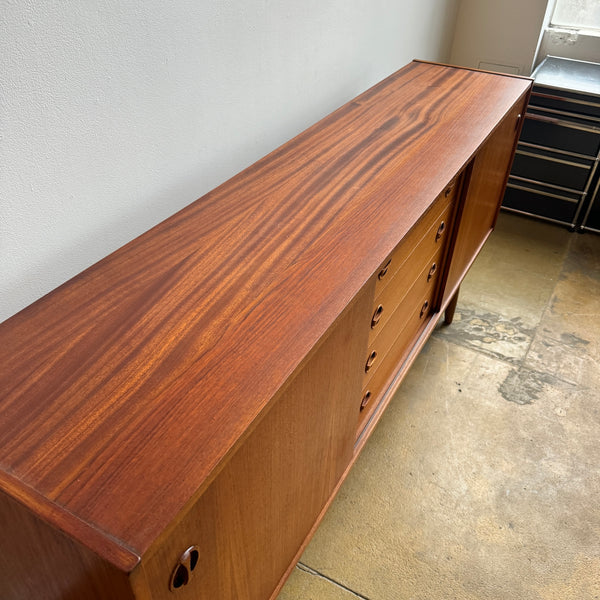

left=550, top=0, right=600, bottom=31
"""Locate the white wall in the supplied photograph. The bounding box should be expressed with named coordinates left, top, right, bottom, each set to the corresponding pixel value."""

left=449, top=0, right=548, bottom=75
left=1, top=0, right=460, bottom=323
left=537, top=29, right=600, bottom=67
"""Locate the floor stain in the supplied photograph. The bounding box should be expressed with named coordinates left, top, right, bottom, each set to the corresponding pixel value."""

left=559, top=332, right=590, bottom=347
left=436, top=307, right=533, bottom=365
left=498, top=367, right=557, bottom=405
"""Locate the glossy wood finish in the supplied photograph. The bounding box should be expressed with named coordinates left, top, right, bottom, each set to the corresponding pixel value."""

left=369, top=190, right=456, bottom=343
left=141, top=288, right=372, bottom=600
left=0, top=61, right=531, bottom=599
left=372, top=177, right=458, bottom=299
left=357, top=173, right=462, bottom=435
left=0, top=490, right=142, bottom=600
left=363, top=250, right=444, bottom=386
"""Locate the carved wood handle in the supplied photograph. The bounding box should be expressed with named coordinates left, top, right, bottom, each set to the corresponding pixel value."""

left=371, top=305, right=384, bottom=328
left=378, top=259, right=391, bottom=280
left=360, top=391, right=371, bottom=411
left=170, top=546, right=200, bottom=591
left=435, top=221, right=445, bottom=241
left=365, top=350, right=377, bottom=372
left=427, top=263, right=437, bottom=282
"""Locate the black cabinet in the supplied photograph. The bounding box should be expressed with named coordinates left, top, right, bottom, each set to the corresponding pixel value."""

left=502, top=56, right=600, bottom=232
left=581, top=174, right=600, bottom=233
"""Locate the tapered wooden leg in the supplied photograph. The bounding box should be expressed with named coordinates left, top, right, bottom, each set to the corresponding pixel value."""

left=444, top=286, right=460, bottom=325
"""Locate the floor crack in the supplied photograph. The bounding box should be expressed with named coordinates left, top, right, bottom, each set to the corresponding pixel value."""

left=296, top=562, right=372, bottom=599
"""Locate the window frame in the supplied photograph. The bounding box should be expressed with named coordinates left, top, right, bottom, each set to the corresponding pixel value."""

left=549, top=0, right=600, bottom=35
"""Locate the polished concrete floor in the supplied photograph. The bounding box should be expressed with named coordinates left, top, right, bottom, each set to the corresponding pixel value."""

left=277, top=212, right=600, bottom=600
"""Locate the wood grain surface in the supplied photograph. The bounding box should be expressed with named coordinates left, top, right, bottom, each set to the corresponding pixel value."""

left=0, top=61, right=531, bottom=569
left=141, top=285, right=373, bottom=600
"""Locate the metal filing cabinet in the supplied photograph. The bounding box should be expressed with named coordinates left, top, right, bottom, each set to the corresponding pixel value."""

left=502, top=56, right=600, bottom=232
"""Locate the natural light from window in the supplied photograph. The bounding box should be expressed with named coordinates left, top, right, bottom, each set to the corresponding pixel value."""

left=551, top=0, right=600, bottom=31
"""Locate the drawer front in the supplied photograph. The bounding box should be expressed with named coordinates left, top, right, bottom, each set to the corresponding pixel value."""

left=367, top=241, right=444, bottom=349
left=521, top=112, right=600, bottom=157
left=374, top=178, right=457, bottom=298
left=363, top=246, right=442, bottom=388
left=511, top=147, right=594, bottom=191
left=358, top=289, right=434, bottom=430
left=531, top=86, right=600, bottom=120
left=504, top=180, right=582, bottom=225
left=369, top=202, right=452, bottom=343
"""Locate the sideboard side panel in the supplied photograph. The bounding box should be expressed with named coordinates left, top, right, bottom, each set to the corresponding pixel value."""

left=0, top=489, right=139, bottom=600
left=442, top=93, right=529, bottom=306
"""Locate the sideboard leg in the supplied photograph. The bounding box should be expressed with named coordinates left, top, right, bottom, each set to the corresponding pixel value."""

left=444, top=287, right=460, bottom=325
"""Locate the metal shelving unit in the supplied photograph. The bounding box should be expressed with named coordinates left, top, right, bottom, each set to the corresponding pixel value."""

left=502, top=56, right=600, bottom=232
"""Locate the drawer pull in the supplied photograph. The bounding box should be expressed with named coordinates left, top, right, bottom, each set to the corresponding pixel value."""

left=427, top=262, right=437, bottom=282
left=371, top=304, right=384, bottom=328
left=419, top=300, right=429, bottom=319
left=378, top=259, right=391, bottom=280
left=360, top=391, right=372, bottom=411
left=365, top=350, right=377, bottom=373
left=435, top=221, right=446, bottom=242
left=170, top=545, right=200, bottom=591
left=444, top=185, right=453, bottom=197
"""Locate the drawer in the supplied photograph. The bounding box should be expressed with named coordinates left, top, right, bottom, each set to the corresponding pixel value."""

left=358, top=288, right=434, bottom=431
left=521, top=111, right=600, bottom=157
left=374, top=178, right=457, bottom=298
left=511, top=146, right=594, bottom=191
left=363, top=246, right=442, bottom=388
left=531, top=86, right=600, bottom=120
left=368, top=241, right=444, bottom=347
left=503, top=180, right=582, bottom=225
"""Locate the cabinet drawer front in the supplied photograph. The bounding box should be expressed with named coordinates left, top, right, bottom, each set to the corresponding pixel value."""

left=363, top=247, right=442, bottom=386
left=504, top=180, right=581, bottom=224
left=521, top=113, right=600, bottom=157
left=511, top=147, right=594, bottom=191
left=358, top=290, right=434, bottom=431
left=369, top=240, right=447, bottom=348
left=531, top=87, right=600, bottom=120
left=374, top=179, right=457, bottom=297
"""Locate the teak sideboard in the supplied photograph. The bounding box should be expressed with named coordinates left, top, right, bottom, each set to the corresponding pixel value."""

left=0, top=61, right=531, bottom=600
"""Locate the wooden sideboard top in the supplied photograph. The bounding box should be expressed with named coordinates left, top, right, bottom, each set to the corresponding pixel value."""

left=0, top=61, right=531, bottom=570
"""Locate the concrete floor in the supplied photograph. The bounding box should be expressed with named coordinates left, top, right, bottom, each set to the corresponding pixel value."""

left=277, top=213, right=600, bottom=600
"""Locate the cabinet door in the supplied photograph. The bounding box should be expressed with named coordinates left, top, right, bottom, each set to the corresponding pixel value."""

left=442, top=99, right=526, bottom=306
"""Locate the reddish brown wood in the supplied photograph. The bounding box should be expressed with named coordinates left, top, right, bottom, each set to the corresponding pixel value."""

left=368, top=201, right=454, bottom=345
left=441, top=96, right=529, bottom=307
left=357, top=289, right=435, bottom=435
left=140, top=287, right=373, bottom=600
left=0, top=61, right=531, bottom=598
left=0, top=490, right=144, bottom=600
left=372, top=183, right=456, bottom=300
left=364, top=247, right=444, bottom=387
